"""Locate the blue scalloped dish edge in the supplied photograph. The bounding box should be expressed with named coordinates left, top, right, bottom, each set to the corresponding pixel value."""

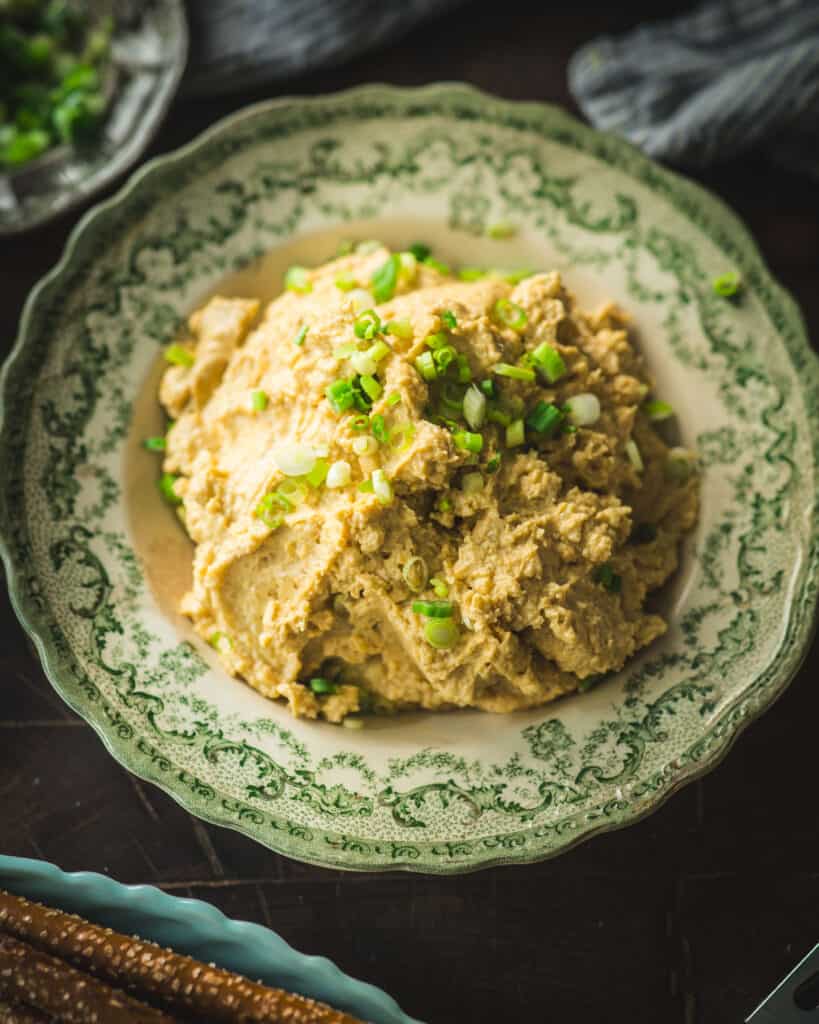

left=0, top=854, right=422, bottom=1024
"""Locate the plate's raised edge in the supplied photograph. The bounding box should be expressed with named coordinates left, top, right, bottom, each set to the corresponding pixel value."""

left=0, top=0, right=189, bottom=238
left=0, top=853, right=422, bottom=1024
left=0, top=82, right=817, bottom=874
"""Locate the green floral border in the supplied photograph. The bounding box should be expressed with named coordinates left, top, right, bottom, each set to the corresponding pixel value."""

left=0, top=85, right=817, bottom=873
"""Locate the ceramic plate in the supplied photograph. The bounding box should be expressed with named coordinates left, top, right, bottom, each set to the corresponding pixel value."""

left=1, top=85, right=816, bottom=873
left=0, top=854, right=419, bottom=1023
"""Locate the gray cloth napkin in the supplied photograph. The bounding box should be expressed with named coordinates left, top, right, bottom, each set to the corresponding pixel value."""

left=182, top=0, right=463, bottom=97
left=569, top=0, right=819, bottom=176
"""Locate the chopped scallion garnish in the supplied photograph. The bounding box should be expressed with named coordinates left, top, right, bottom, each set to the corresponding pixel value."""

left=502, top=268, right=535, bottom=284
left=402, top=556, right=429, bottom=593
left=463, top=385, right=487, bottom=429
left=351, top=350, right=378, bottom=376
left=349, top=413, right=370, bottom=431
left=531, top=342, right=566, bottom=383
left=415, top=351, right=438, bottom=381
left=371, top=413, right=389, bottom=444
left=565, top=393, right=601, bottom=427
left=492, top=362, right=535, bottom=382
left=326, top=379, right=355, bottom=413
left=367, top=340, right=391, bottom=363
left=389, top=422, right=415, bottom=452
left=625, top=438, right=644, bottom=472
left=305, top=458, right=329, bottom=488
left=424, top=617, right=459, bottom=649
left=487, top=406, right=512, bottom=427
left=424, top=257, right=451, bottom=275
left=452, top=430, right=484, bottom=454
left=425, top=331, right=449, bottom=350
left=353, top=434, right=378, bottom=456
left=429, top=577, right=449, bottom=598
left=255, top=494, right=285, bottom=529
left=441, top=309, right=457, bottom=330
left=433, top=345, right=458, bottom=373
left=164, top=344, right=194, bottom=368
left=386, top=390, right=401, bottom=406
left=485, top=453, right=502, bottom=474
left=326, top=460, right=352, bottom=488
left=505, top=419, right=525, bottom=447
left=251, top=390, right=269, bottom=412
left=292, top=324, right=309, bottom=347
left=713, top=272, right=741, bottom=298
left=412, top=599, right=454, bottom=618
left=644, top=399, right=674, bottom=421
left=309, top=677, right=337, bottom=695
left=284, top=265, right=312, bottom=294
left=438, top=497, right=453, bottom=512
left=158, top=472, right=182, bottom=505
left=209, top=631, right=231, bottom=651
left=143, top=436, right=166, bottom=451
left=492, top=298, right=527, bottom=332
left=479, top=378, right=496, bottom=399
left=455, top=354, right=472, bottom=383
left=459, top=267, right=486, bottom=282
left=354, top=308, right=382, bottom=340
left=359, top=374, right=382, bottom=402
left=386, top=318, right=413, bottom=340
left=371, top=468, right=393, bottom=505
left=335, top=272, right=358, bottom=292
left=526, top=400, right=564, bottom=436
left=408, top=242, right=431, bottom=261
left=371, top=253, right=401, bottom=303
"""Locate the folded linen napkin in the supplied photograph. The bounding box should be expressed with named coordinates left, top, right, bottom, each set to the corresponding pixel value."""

left=569, top=0, right=819, bottom=176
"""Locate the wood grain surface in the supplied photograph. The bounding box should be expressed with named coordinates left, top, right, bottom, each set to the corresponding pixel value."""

left=1, top=3, right=817, bottom=1022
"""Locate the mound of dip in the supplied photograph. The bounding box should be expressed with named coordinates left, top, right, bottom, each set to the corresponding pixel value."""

left=158, top=244, right=698, bottom=723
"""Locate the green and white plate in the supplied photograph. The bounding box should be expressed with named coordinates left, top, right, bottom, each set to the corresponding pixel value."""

left=1, top=85, right=816, bottom=873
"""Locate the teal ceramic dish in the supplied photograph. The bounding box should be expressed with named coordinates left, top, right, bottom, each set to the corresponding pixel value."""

left=0, top=84, right=817, bottom=874
left=0, top=854, right=420, bottom=1024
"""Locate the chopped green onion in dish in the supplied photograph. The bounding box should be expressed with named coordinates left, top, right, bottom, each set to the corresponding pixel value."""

left=485, top=453, right=502, bottom=474
left=501, top=268, right=536, bottom=284
left=352, top=434, right=378, bottom=456
left=415, top=351, right=438, bottom=381
left=158, top=472, right=182, bottom=505
left=492, top=298, right=527, bottom=332
left=371, top=468, right=393, bottom=505
left=356, top=239, right=383, bottom=255
left=349, top=289, right=376, bottom=313
left=366, top=340, right=391, bottom=363
left=268, top=491, right=294, bottom=512
left=398, top=251, right=418, bottom=283
left=255, top=494, right=285, bottom=530
left=359, top=374, right=382, bottom=402
left=386, top=390, right=401, bottom=406
left=487, top=406, right=512, bottom=427
left=349, top=413, right=370, bottom=431
left=525, top=400, right=564, bottom=436
left=326, top=379, right=355, bottom=413
left=441, top=309, right=458, bottom=330
left=333, top=341, right=358, bottom=360
left=492, top=362, right=535, bottom=382
left=429, top=577, right=449, bottom=598
left=461, top=471, right=484, bottom=494
left=564, top=392, right=601, bottom=427
left=412, top=599, right=454, bottom=618
left=350, top=350, right=377, bottom=376
left=284, top=265, right=312, bottom=294
left=276, top=479, right=308, bottom=506
left=273, top=442, right=318, bottom=477
left=326, top=460, right=352, bottom=488
left=408, top=242, right=431, bottom=261
left=479, top=378, right=497, bottom=399
left=423, top=257, right=451, bottom=275
left=143, top=436, right=166, bottom=452
left=388, top=422, right=415, bottom=452
left=335, top=272, right=358, bottom=292
left=251, top=390, right=269, bottom=412
left=386, top=318, right=413, bottom=340
left=712, top=272, right=741, bottom=298
left=354, top=309, right=382, bottom=340
left=459, top=267, right=486, bottom=282
left=437, top=496, right=453, bottom=513
left=358, top=478, right=374, bottom=493
left=463, top=385, right=487, bottom=429
left=208, top=631, right=231, bottom=651
left=644, top=399, right=674, bottom=421
left=309, top=677, right=337, bottom=695
left=292, top=324, right=309, bottom=347
left=487, top=221, right=516, bottom=240
left=425, top=331, right=449, bottom=351
left=452, top=430, right=484, bottom=453
left=456, top=356, right=472, bottom=384
left=433, top=345, right=458, bottom=373
left=402, top=556, right=429, bottom=593
left=593, top=563, right=622, bottom=593
left=371, top=413, right=389, bottom=444
left=424, top=617, right=460, bottom=649
left=305, top=458, right=329, bottom=488
left=625, top=438, right=644, bottom=472
left=371, top=253, right=401, bottom=303
left=164, top=344, right=194, bottom=368
left=505, top=419, right=525, bottom=447
left=531, top=342, right=566, bottom=383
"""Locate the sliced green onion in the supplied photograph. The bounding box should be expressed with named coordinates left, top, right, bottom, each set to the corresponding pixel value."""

left=429, top=577, right=449, bottom=598
left=333, top=341, right=359, bottom=360
left=399, top=250, right=418, bottom=278
left=255, top=495, right=285, bottom=530
left=326, top=460, right=352, bottom=488
left=425, top=331, right=450, bottom=350
left=268, top=491, right=293, bottom=512
left=164, top=344, right=194, bottom=368
left=371, top=253, right=401, bottom=303
left=459, top=267, right=486, bottom=282
left=353, top=434, right=378, bottom=456
left=487, top=221, right=516, bottom=239
left=349, top=413, right=370, bottom=431
left=492, top=362, right=535, bottom=382
left=158, top=472, right=182, bottom=505
left=284, top=265, right=312, bottom=294
left=335, top=272, right=358, bottom=292
left=366, top=340, right=391, bottom=363
left=493, top=299, right=527, bottom=332
left=625, top=439, right=644, bottom=472
left=412, top=599, right=454, bottom=618
left=408, top=242, right=431, bottom=261
left=487, top=406, right=512, bottom=427
left=351, top=377, right=373, bottom=412
left=644, top=399, right=674, bottom=421
left=713, top=272, right=741, bottom=298
left=424, top=617, right=460, bottom=649
left=531, top=342, right=566, bottom=383
left=371, top=468, right=393, bottom=505
left=386, top=318, right=413, bottom=340
left=371, top=413, right=389, bottom=444
left=437, top=496, right=453, bottom=513
left=506, top=419, right=525, bottom=447
left=208, top=631, right=231, bottom=651
left=360, top=374, right=382, bottom=402
left=455, top=354, right=472, bottom=383
left=593, top=563, right=622, bottom=593
left=386, top=390, right=401, bottom=406
left=251, top=390, right=269, bottom=412
left=463, top=385, right=487, bottom=429
left=349, top=289, right=375, bottom=313
left=143, top=436, right=166, bottom=451
left=441, top=309, right=457, bottom=330
left=433, top=345, right=458, bottom=373
left=502, top=268, right=536, bottom=284
left=309, top=677, right=337, bottom=695
left=424, top=257, right=451, bottom=275
left=415, top=351, right=438, bottom=381
left=305, top=458, right=329, bottom=488
left=440, top=381, right=465, bottom=415
left=453, top=430, right=484, bottom=454
left=665, top=447, right=697, bottom=482
left=354, top=309, right=382, bottom=340
left=273, top=442, right=318, bottom=477
left=565, top=393, right=601, bottom=427
left=351, top=350, right=378, bottom=376
left=326, top=379, right=355, bottom=413
left=292, top=324, right=309, bottom=347
left=526, top=400, right=564, bottom=436
left=277, top=479, right=308, bottom=506
left=389, top=422, right=415, bottom=452
left=479, top=379, right=496, bottom=399
left=403, top=556, right=429, bottom=593
left=358, top=478, right=374, bottom=493
left=461, top=471, right=484, bottom=494
left=485, top=453, right=502, bottom=474
left=356, top=239, right=383, bottom=255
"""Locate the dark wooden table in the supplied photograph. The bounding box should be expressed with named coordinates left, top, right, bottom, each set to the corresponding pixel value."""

left=2, top=4, right=817, bottom=1022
